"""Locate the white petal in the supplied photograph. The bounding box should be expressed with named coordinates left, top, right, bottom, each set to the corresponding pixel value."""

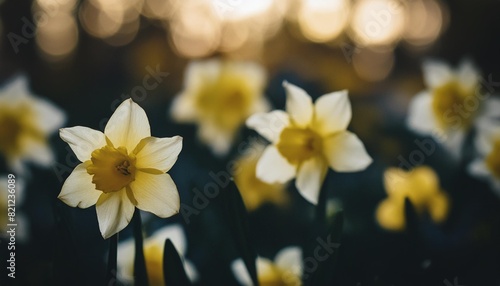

left=468, top=159, right=490, bottom=178
left=296, top=157, right=328, bottom=205
left=323, top=131, right=372, bottom=172
left=134, top=136, right=182, bottom=172
left=457, top=59, right=479, bottom=91
left=481, top=97, right=500, bottom=119
left=116, top=238, right=135, bottom=283
left=231, top=258, right=254, bottom=286
left=251, top=97, right=271, bottom=114
left=149, top=224, right=187, bottom=255
left=422, top=60, right=453, bottom=88
left=313, top=90, right=351, bottom=136
left=171, top=93, right=198, bottom=122
left=184, top=59, right=220, bottom=89
left=474, top=118, right=500, bottom=155
left=60, top=127, right=106, bottom=162
left=256, top=145, right=296, bottom=184
left=130, top=172, right=180, bottom=218
left=441, top=129, right=465, bottom=160
left=198, top=121, right=233, bottom=156
left=22, top=138, right=54, bottom=167
left=96, top=189, right=135, bottom=239
left=246, top=111, right=290, bottom=143
left=274, top=246, right=302, bottom=276
left=283, top=81, right=313, bottom=128
left=32, top=98, right=66, bottom=134
left=58, top=163, right=102, bottom=208
left=184, top=259, right=199, bottom=283
left=104, top=99, right=151, bottom=151
left=407, top=91, right=438, bottom=135
left=3, top=76, right=30, bottom=100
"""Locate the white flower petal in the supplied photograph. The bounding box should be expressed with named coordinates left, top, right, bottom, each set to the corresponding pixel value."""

left=198, top=121, right=233, bottom=156
left=149, top=224, right=187, bottom=255
left=252, top=97, right=271, bottom=114
left=323, top=131, right=372, bottom=172
left=274, top=246, right=302, bottom=276
left=22, top=137, right=54, bottom=167
left=184, top=59, right=220, bottom=89
left=184, top=259, right=199, bottom=283
left=33, top=98, right=66, bottom=134
left=296, top=157, right=328, bottom=205
left=96, top=189, right=135, bottom=239
left=130, top=172, right=180, bottom=218
left=407, top=91, right=438, bottom=135
left=231, top=258, right=254, bottom=286
left=283, top=81, right=313, bottom=128
left=422, top=60, right=453, bottom=88
left=468, top=159, right=490, bottom=178
left=474, top=118, right=500, bottom=156
left=3, top=76, right=30, bottom=100
left=441, top=129, right=465, bottom=159
left=116, top=239, right=135, bottom=284
left=134, top=136, right=182, bottom=172
left=246, top=111, right=290, bottom=143
left=457, top=59, right=479, bottom=91
left=60, top=127, right=106, bottom=162
left=481, top=97, right=500, bottom=119
left=104, top=99, right=151, bottom=151
left=58, top=162, right=102, bottom=208
left=171, top=93, right=198, bottom=122
left=314, top=90, right=351, bottom=135
left=256, top=145, right=296, bottom=184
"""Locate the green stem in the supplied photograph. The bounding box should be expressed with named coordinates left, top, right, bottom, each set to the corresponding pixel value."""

left=133, top=208, right=149, bottom=286
left=106, top=233, right=118, bottom=286
left=315, top=179, right=328, bottom=225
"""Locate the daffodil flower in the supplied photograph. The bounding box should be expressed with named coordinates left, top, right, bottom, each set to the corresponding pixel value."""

left=376, top=166, right=449, bottom=231
left=117, top=224, right=198, bottom=285
left=246, top=82, right=372, bottom=205
left=233, top=141, right=288, bottom=211
left=232, top=246, right=302, bottom=286
left=58, top=99, right=182, bottom=239
left=0, top=77, right=65, bottom=173
left=468, top=119, right=500, bottom=194
left=171, top=59, right=269, bottom=155
left=407, top=59, right=498, bottom=158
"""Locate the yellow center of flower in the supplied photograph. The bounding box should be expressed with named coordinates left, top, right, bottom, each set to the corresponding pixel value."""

left=0, top=113, right=22, bottom=154
left=143, top=243, right=165, bottom=286
left=259, top=264, right=300, bottom=286
left=431, top=81, right=476, bottom=129
left=486, top=139, right=500, bottom=179
left=0, top=105, right=44, bottom=156
left=195, top=73, right=254, bottom=132
left=86, top=145, right=136, bottom=193
left=277, top=127, right=323, bottom=165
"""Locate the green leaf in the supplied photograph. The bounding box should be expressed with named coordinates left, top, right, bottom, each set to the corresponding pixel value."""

left=106, top=233, right=118, bottom=286
left=163, top=239, right=192, bottom=286
left=132, top=208, right=149, bottom=286
left=404, top=197, right=419, bottom=235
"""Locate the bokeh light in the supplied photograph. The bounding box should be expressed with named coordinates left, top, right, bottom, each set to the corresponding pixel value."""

left=404, top=0, right=448, bottom=47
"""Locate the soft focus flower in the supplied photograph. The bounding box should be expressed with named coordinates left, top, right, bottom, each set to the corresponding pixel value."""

left=407, top=59, right=490, bottom=157
left=376, top=166, right=449, bottom=231
left=233, top=141, right=288, bottom=211
left=171, top=59, right=269, bottom=155
left=246, top=81, right=372, bottom=205
left=58, top=99, right=182, bottom=239
left=468, top=119, right=500, bottom=194
left=0, top=76, right=65, bottom=173
left=232, top=246, right=302, bottom=286
left=117, top=224, right=198, bottom=285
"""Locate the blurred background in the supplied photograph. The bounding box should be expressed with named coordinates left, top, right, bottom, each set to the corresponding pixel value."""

left=1, top=0, right=500, bottom=285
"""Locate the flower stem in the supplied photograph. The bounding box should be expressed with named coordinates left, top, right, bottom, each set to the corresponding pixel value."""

left=315, top=180, right=328, bottom=225
left=106, top=233, right=118, bottom=286
left=132, top=208, right=149, bottom=286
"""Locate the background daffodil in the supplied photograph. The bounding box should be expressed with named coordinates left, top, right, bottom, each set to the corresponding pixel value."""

left=246, top=81, right=372, bottom=205
left=0, top=76, right=65, bottom=173
left=58, top=99, right=182, bottom=239
left=171, top=59, right=269, bottom=155
left=376, top=167, right=449, bottom=231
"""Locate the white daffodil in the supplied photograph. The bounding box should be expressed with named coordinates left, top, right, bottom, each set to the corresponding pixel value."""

left=407, top=59, right=497, bottom=158
left=246, top=82, right=372, bottom=205
left=58, top=99, right=182, bottom=239
left=468, top=119, right=500, bottom=194
left=117, top=224, right=198, bottom=286
left=232, top=246, right=302, bottom=286
left=171, top=59, right=269, bottom=155
left=0, top=76, right=65, bottom=173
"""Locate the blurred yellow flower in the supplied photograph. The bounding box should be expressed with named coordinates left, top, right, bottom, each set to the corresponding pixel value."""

left=247, top=82, right=372, bottom=205
left=468, top=119, right=500, bottom=194
left=0, top=77, right=65, bottom=173
left=58, top=99, right=182, bottom=239
left=232, top=246, right=302, bottom=286
left=171, top=59, right=269, bottom=155
left=376, top=166, right=449, bottom=231
left=234, top=142, right=288, bottom=211
left=117, top=224, right=198, bottom=285
left=406, top=59, right=494, bottom=157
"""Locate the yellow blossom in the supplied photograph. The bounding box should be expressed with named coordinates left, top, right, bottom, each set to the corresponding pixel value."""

left=233, top=142, right=288, bottom=211
left=171, top=59, right=269, bottom=155
left=406, top=59, right=495, bottom=157
left=468, top=119, right=500, bottom=193
left=247, top=82, right=372, bottom=205
left=117, top=224, right=198, bottom=285
left=58, top=99, right=182, bottom=239
left=0, top=77, right=65, bottom=172
left=232, top=246, right=302, bottom=286
left=376, top=166, right=449, bottom=231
